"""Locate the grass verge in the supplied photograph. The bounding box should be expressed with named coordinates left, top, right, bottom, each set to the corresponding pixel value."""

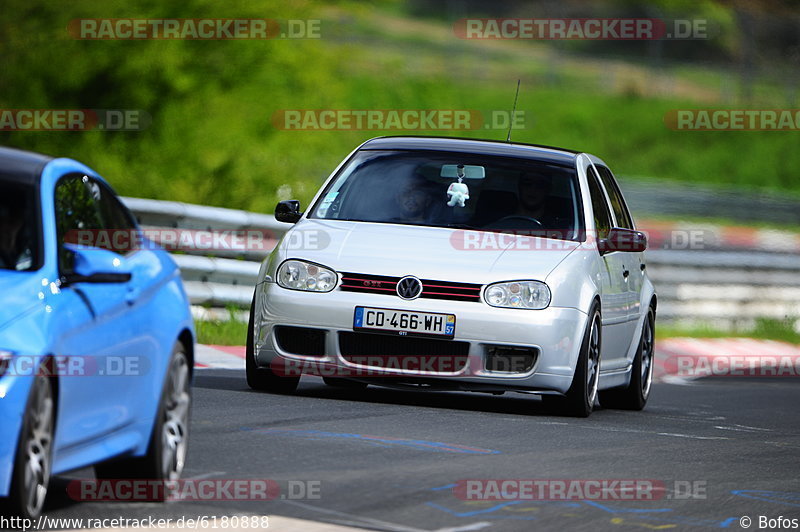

left=196, top=310, right=249, bottom=346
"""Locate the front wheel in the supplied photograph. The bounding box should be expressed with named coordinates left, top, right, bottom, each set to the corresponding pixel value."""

left=545, top=305, right=601, bottom=418
left=95, top=343, right=191, bottom=496
left=600, top=307, right=655, bottom=411
left=246, top=295, right=299, bottom=394
left=0, top=370, right=55, bottom=519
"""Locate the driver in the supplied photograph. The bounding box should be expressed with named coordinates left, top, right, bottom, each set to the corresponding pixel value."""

left=394, top=177, right=433, bottom=223
left=516, top=172, right=553, bottom=225
left=510, top=171, right=573, bottom=238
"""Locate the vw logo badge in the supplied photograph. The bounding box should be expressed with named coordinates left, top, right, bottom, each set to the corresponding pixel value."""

left=396, top=276, right=423, bottom=300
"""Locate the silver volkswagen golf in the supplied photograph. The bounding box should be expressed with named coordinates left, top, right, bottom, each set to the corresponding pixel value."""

left=247, top=137, right=656, bottom=417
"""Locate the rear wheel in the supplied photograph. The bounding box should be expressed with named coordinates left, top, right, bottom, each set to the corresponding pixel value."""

left=95, top=343, right=191, bottom=498
left=246, top=295, right=299, bottom=394
left=544, top=305, right=601, bottom=418
left=0, top=370, right=55, bottom=519
left=600, top=306, right=655, bottom=411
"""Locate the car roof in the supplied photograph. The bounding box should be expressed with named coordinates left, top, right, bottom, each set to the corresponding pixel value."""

left=0, top=146, right=53, bottom=185
left=360, top=136, right=579, bottom=166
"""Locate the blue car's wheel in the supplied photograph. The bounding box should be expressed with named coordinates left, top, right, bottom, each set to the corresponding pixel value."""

left=1, top=369, right=55, bottom=519
left=95, top=343, right=191, bottom=499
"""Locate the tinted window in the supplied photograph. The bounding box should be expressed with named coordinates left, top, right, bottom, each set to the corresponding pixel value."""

left=55, top=175, right=138, bottom=270
left=54, top=175, right=105, bottom=273
left=310, top=150, right=584, bottom=241
left=0, top=182, right=39, bottom=271
left=95, top=182, right=137, bottom=233
left=586, top=166, right=612, bottom=240
left=597, top=166, right=634, bottom=229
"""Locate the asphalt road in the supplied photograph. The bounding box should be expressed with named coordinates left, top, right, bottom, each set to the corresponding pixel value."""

left=40, top=371, right=800, bottom=531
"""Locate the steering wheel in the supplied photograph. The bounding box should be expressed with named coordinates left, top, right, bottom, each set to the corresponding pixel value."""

left=492, top=215, right=544, bottom=229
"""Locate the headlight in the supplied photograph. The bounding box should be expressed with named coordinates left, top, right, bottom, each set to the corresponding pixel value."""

left=484, top=281, right=551, bottom=309
left=277, top=260, right=337, bottom=292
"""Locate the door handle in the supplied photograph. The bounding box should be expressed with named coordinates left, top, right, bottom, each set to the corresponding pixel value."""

left=640, top=263, right=646, bottom=271
left=622, top=269, right=630, bottom=279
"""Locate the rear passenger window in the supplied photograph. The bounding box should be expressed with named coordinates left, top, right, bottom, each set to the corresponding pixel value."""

left=597, top=166, right=634, bottom=230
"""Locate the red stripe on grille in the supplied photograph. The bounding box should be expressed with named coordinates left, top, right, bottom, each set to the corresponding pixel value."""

left=422, top=283, right=481, bottom=290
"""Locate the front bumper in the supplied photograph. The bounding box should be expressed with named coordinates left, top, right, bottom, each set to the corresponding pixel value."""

left=254, top=282, right=589, bottom=394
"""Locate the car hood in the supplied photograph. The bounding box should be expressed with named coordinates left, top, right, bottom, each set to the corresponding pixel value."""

left=0, top=271, right=44, bottom=331
left=281, top=219, right=580, bottom=284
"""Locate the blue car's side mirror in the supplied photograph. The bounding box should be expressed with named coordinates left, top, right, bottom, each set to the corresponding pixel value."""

left=62, top=243, right=132, bottom=284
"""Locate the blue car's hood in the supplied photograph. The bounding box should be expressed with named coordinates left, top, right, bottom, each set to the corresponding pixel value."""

left=0, top=271, right=44, bottom=331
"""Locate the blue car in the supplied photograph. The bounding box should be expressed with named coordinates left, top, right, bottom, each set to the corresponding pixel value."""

left=0, top=146, right=195, bottom=518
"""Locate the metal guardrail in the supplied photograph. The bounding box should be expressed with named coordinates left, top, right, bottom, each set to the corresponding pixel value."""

left=618, top=178, right=800, bottom=226
left=122, top=197, right=800, bottom=327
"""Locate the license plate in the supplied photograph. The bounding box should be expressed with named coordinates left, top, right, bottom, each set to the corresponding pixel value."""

left=354, top=307, right=455, bottom=338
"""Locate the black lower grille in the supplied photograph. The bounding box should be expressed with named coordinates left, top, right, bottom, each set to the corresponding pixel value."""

left=338, top=331, right=469, bottom=372
left=274, top=326, right=326, bottom=357
left=484, top=346, right=538, bottom=373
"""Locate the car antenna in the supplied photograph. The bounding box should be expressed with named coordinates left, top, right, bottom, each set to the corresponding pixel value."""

left=506, top=79, right=520, bottom=143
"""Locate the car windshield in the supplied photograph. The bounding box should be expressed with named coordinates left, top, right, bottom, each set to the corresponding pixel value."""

left=309, top=150, right=583, bottom=241
left=0, top=181, right=40, bottom=271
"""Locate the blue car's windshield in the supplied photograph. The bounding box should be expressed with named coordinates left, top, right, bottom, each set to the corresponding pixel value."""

left=0, top=182, right=39, bottom=271
left=309, top=150, right=584, bottom=241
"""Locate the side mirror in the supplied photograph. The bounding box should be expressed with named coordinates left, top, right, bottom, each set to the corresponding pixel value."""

left=599, top=228, right=647, bottom=254
left=62, top=244, right=132, bottom=285
left=275, top=200, right=302, bottom=224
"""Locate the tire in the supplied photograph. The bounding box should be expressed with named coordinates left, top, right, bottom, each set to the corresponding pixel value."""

left=600, top=306, right=655, bottom=411
left=545, top=305, right=601, bottom=418
left=0, top=369, right=55, bottom=519
left=246, top=295, right=299, bottom=394
left=95, top=343, right=191, bottom=499
left=323, top=377, right=368, bottom=390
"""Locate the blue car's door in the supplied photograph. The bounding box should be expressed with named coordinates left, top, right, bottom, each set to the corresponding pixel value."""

left=49, top=174, right=152, bottom=461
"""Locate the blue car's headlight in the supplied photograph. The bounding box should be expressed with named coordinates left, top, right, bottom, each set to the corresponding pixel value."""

left=277, top=260, right=337, bottom=292
left=484, top=281, right=551, bottom=309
